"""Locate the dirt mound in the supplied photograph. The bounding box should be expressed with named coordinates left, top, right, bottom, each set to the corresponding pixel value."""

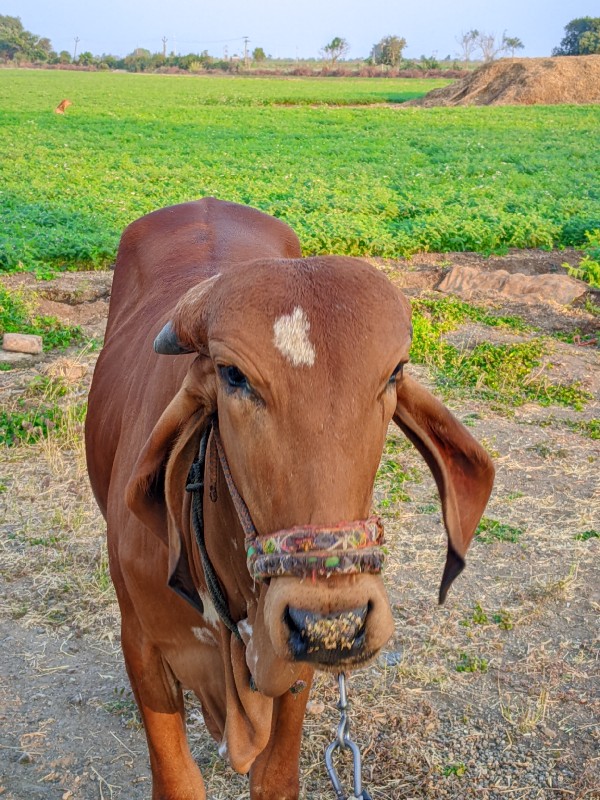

left=406, top=56, right=600, bottom=107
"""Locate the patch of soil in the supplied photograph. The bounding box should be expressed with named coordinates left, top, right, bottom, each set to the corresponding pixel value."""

left=405, top=56, right=600, bottom=107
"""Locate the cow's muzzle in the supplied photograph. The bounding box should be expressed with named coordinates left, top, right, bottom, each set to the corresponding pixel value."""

left=285, top=604, right=369, bottom=664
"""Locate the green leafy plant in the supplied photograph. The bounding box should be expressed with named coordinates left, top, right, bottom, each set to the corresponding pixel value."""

left=564, top=230, right=600, bottom=288
left=376, top=457, right=420, bottom=506
left=0, top=402, right=86, bottom=446
left=0, top=285, right=84, bottom=350
left=410, top=299, right=591, bottom=410
left=491, top=609, right=514, bottom=630
left=471, top=602, right=489, bottom=625
left=455, top=652, right=488, bottom=673
left=565, top=419, right=599, bottom=440
left=574, top=529, right=599, bottom=541
left=475, top=517, right=524, bottom=544
left=443, top=763, right=467, bottom=777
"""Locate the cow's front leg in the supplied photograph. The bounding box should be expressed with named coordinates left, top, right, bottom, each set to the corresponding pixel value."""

left=249, top=668, right=313, bottom=800
left=121, top=616, right=206, bottom=800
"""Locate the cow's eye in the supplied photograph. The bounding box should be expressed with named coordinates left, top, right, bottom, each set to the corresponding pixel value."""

left=389, top=363, right=404, bottom=384
left=219, top=365, right=251, bottom=392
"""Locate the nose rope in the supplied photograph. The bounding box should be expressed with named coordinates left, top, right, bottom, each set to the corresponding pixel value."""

left=209, top=420, right=387, bottom=581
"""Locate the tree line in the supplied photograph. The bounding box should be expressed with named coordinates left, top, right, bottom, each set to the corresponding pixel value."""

left=1, top=15, right=598, bottom=74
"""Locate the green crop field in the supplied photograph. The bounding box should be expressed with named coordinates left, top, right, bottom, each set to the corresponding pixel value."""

left=1, top=69, right=599, bottom=274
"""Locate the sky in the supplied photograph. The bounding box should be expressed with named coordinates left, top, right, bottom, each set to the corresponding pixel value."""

left=5, top=0, right=593, bottom=60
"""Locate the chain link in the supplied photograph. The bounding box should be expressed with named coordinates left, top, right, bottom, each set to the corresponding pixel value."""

left=324, top=673, right=372, bottom=800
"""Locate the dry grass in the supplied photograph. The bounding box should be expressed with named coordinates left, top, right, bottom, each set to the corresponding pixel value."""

left=0, top=358, right=119, bottom=639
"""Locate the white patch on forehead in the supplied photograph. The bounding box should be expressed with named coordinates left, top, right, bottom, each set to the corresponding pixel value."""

left=191, top=626, right=218, bottom=647
left=273, top=306, right=316, bottom=367
left=197, top=590, right=220, bottom=630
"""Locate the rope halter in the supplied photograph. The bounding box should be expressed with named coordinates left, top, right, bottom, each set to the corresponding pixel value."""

left=208, top=418, right=387, bottom=582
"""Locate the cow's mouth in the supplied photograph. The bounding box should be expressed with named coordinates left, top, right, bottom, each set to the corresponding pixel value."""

left=284, top=604, right=373, bottom=666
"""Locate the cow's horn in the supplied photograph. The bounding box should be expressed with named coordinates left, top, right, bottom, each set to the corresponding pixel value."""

left=153, top=322, right=194, bottom=355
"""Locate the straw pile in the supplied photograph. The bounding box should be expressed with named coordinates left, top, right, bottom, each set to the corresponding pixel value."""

left=406, top=56, right=600, bottom=106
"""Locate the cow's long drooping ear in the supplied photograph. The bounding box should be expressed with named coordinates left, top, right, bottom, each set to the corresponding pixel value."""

left=393, top=374, right=495, bottom=604
left=125, top=356, right=217, bottom=542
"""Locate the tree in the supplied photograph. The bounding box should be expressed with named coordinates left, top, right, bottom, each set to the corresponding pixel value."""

left=252, top=46, right=266, bottom=63
left=371, top=35, right=407, bottom=68
left=477, top=31, right=505, bottom=62
left=77, top=51, right=96, bottom=67
left=420, top=54, right=440, bottom=69
left=0, top=15, right=53, bottom=62
left=322, top=37, right=349, bottom=66
left=455, top=29, right=479, bottom=62
left=503, top=35, right=524, bottom=58
left=123, top=48, right=153, bottom=71
left=553, top=17, right=600, bottom=55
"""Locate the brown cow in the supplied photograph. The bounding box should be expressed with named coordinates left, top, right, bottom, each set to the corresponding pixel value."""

left=86, top=197, right=494, bottom=799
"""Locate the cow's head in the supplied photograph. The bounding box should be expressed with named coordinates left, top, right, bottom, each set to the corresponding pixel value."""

left=128, top=257, right=494, bottom=697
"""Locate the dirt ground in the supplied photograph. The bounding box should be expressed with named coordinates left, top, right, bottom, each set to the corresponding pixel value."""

left=0, top=250, right=598, bottom=800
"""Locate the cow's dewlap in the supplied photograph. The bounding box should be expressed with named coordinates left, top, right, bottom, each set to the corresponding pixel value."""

left=273, top=306, right=316, bottom=367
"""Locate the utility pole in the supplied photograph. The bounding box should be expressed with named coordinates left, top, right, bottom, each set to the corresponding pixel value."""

left=243, top=36, right=250, bottom=69
left=162, top=36, right=167, bottom=59
left=73, top=36, right=80, bottom=61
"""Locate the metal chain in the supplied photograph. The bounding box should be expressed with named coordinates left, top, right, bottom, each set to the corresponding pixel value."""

left=324, top=673, right=372, bottom=800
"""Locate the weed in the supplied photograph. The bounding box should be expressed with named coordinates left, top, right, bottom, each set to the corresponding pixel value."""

left=0, top=401, right=86, bottom=446
left=526, top=563, right=579, bottom=602
left=411, top=296, right=530, bottom=334
left=25, top=375, right=69, bottom=400
left=103, top=687, right=141, bottom=729
left=443, top=763, right=467, bottom=777
left=563, top=230, right=600, bottom=288
left=500, top=688, right=548, bottom=733
left=376, top=457, right=420, bottom=506
left=455, top=652, right=488, bottom=673
left=11, top=603, right=29, bottom=620
left=475, top=517, right=524, bottom=544
left=93, top=544, right=112, bottom=592
left=565, top=418, right=600, bottom=440
left=527, top=443, right=568, bottom=459
left=574, top=529, right=599, bottom=541
left=471, top=603, right=489, bottom=625
left=491, top=610, right=514, bottom=630
left=460, top=604, right=513, bottom=630
left=0, top=285, right=84, bottom=350
left=410, top=300, right=590, bottom=410
left=417, top=502, right=439, bottom=514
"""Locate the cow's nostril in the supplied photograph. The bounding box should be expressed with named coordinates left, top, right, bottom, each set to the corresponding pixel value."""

left=285, top=605, right=369, bottom=664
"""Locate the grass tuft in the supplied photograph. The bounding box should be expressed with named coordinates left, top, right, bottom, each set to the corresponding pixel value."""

left=474, top=517, right=524, bottom=544
left=0, top=284, right=85, bottom=350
